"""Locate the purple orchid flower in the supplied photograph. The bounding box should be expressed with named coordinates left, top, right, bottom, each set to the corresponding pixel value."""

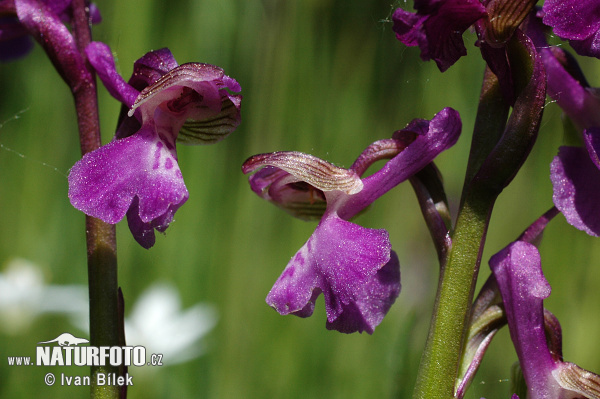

left=242, top=108, right=461, bottom=333
left=542, top=0, right=600, bottom=58
left=68, top=42, right=242, bottom=248
left=490, top=241, right=600, bottom=399
left=392, top=0, right=539, bottom=100
left=551, top=129, right=600, bottom=237
left=0, top=0, right=100, bottom=62
left=392, top=0, right=487, bottom=72
left=527, top=22, right=600, bottom=236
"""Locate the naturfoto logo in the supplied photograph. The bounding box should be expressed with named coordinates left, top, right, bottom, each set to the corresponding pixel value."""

left=7, top=332, right=164, bottom=387
left=37, top=333, right=89, bottom=346
left=36, top=332, right=146, bottom=367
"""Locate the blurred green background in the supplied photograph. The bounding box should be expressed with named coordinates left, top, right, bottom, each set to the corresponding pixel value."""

left=1, top=0, right=599, bottom=398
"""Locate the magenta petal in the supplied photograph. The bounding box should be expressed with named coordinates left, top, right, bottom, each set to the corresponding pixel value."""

left=540, top=47, right=600, bottom=130
left=490, top=242, right=557, bottom=399
left=569, top=33, right=600, bottom=59
left=86, top=42, right=139, bottom=108
left=392, top=9, right=428, bottom=48
left=550, top=145, right=600, bottom=236
left=342, top=107, right=461, bottom=219
left=126, top=197, right=156, bottom=249
left=266, top=213, right=400, bottom=334
left=68, top=126, right=189, bottom=226
left=422, top=0, right=486, bottom=72
left=393, top=0, right=486, bottom=72
left=543, top=0, right=600, bottom=41
left=129, top=48, right=179, bottom=91
left=124, top=197, right=183, bottom=249
left=88, top=3, right=102, bottom=24
left=543, top=0, right=600, bottom=58
left=326, top=251, right=400, bottom=334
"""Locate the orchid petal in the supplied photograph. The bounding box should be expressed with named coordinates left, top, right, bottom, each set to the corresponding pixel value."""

left=86, top=41, right=139, bottom=108
left=543, top=0, right=600, bottom=58
left=266, top=214, right=399, bottom=334
left=68, top=125, right=188, bottom=226
left=129, top=63, right=242, bottom=145
left=341, top=107, right=460, bottom=219
left=550, top=143, right=600, bottom=236
left=490, top=241, right=557, bottom=398
left=393, top=0, right=486, bottom=72
left=243, top=151, right=363, bottom=195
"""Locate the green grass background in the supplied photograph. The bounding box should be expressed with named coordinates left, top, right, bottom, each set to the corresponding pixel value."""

left=1, top=1, right=599, bottom=398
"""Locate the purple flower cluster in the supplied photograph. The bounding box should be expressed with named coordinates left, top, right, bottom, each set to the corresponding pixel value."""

left=392, top=0, right=600, bottom=396
left=392, top=0, right=600, bottom=78
left=5, top=0, right=600, bottom=396
left=519, top=5, right=600, bottom=237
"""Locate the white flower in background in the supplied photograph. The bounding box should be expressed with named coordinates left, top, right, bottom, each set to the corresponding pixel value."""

left=124, top=283, right=218, bottom=366
left=0, top=258, right=87, bottom=334
left=0, top=258, right=218, bottom=365
left=70, top=282, right=219, bottom=366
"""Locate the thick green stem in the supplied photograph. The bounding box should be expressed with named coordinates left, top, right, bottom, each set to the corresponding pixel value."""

left=413, top=190, right=495, bottom=399
left=86, top=217, right=120, bottom=399
left=70, top=1, right=121, bottom=398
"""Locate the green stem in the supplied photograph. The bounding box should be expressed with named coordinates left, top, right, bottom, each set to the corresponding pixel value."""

left=412, top=33, right=543, bottom=398
left=413, top=69, right=507, bottom=399
left=413, top=189, right=495, bottom=399
left=86, top=217, right=120, bottom=399
left=70, top=1, right=121, bottom=398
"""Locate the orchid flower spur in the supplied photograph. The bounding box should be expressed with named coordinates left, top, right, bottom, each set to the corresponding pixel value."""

left=242, top=107, right=461, bottom=333
left=490, top=241, right=600, bottom=399
left=542, top=0, right=600, bottom=59
left=68, top=42, right=242, bottom=248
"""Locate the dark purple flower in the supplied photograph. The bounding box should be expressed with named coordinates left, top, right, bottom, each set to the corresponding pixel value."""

left=242, top=108, right=461, bottom=333
left=392, top=0, right=487, bottom=72
left=490, top=241, right=600, bottom=399
left=532, top=38, right=600, bottom=236
left=392, top=0, right=540, bottom=100
left=68, top=43, right=242, bottom=248
left=551, top=131, right=600, bottom=236
left=542, top=0, right=600, bottom=58
left=0, top=0, right=100, bottom=62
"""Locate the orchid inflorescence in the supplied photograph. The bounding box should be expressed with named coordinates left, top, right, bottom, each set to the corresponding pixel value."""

left=2, top=0, right=600, bottom=397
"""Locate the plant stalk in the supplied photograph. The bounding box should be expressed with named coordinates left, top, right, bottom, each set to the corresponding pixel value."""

left=71, top=1, right=121, bottom=398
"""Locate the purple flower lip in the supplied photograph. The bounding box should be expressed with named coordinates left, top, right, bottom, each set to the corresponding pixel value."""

left=264, top=212, right=401, bottom=334
left=491, top=241, right=600, bottom=399
left=69, top=49, right=241, bottom=248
